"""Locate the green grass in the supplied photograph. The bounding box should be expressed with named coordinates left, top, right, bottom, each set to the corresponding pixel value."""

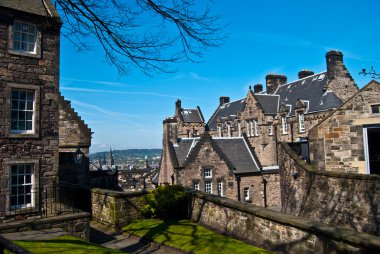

left=123, top=219, right=273, bottom=254
left=8, top=235, right=124, bottom=254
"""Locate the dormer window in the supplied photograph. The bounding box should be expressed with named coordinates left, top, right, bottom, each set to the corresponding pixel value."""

left=371, top=104, right=380, bottom=114
left=282, top=116, right=287, bottom=134
left=298, top=113, right=305, bottom=133
left=204, top=169, right=212, bottom=178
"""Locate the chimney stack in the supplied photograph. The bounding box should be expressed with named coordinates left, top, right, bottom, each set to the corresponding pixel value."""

left=265, top=74, right=287, bottom=94
left=253, top=84, right=263, bottom=93
left=326, top=50, right=343, bottom=79
left=298, top=69, right=314, bottom=79
left=219, top=96, right=230, bottom=106
left=175, top=99, right=181, bottom=115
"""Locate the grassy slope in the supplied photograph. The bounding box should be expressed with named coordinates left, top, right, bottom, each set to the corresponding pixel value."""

left=9, top=235, right=123, bottom=254
left=123, top=219, right=273, bottom=254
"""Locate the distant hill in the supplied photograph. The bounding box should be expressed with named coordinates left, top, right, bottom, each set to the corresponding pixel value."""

left=89, top=149, right=162, bottom=161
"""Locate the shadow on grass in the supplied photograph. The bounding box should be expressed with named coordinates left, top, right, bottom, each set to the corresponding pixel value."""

left=123, top=219, right=272, bottom=254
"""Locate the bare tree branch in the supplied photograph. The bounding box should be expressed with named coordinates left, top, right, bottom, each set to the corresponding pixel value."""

left=359, top=66, right=380, bottom=79
left=54, top=0, right=225, bottom=75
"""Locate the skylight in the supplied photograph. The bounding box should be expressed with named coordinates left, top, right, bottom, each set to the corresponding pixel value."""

left=318, top=74, right=325, bottom=80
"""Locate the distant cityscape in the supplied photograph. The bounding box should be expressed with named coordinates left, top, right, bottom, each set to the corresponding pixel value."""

left=89, top=149, right=162, bottom=171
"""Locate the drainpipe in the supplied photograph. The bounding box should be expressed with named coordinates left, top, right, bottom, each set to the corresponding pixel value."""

left=275, top=126, right=279, bottom=165
left=236, top=175, right=241, bottom=201
left=262, top=178, right=267, bottom=208
left=290, top=122, right=294, bottom=143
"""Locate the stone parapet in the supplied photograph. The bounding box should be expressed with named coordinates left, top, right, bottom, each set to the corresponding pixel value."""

left=189, top=191, right=380, bottom=253
left=0, top=212, right=90, bottom=240
left=91, top=188, right=146, bottom=229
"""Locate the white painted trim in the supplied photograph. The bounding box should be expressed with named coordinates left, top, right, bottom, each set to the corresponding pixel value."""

left=363, top=127, right=370, bottom=174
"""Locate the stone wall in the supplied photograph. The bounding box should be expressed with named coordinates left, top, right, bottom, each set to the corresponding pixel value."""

left=0, top=212, right=90, bottom=240
left=279, top=141, right=380, bottom=235
left=189, top=191, right=380, bottom=254
left=91, top=188, right=145, bottom=229
left=309, top=81, right=380, bottom=173
left=0, top=7, right=61, bottom=192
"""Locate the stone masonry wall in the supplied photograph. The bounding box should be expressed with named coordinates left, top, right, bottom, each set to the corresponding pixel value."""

left=189, top=191, right=380, bottom=254
left=0, top=212, right=90, bottom=240
left=91, top=188, right=145, bottom=229
left=279, top=141, right=380, bottom=235
left=309, top=81, right=380, bottom=173
left=58, top=94, right=91, bottom=155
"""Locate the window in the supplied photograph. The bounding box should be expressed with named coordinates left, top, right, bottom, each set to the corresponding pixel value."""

left=193, top=182, right=200, bottom=191
left=205, top=182, right=212, bottom=194
left=246, top=121, right=250, bottom=137
left=227, top=124, right=231, bottom=137
left=243, top=187, right=250, bottom=201
left=204, top=169, right=212, bottom=178
left=217, top=181, right=223, bottom=197
left=298, top=113, right=305, bottom=133
left=218, top=125, right=222, bottom=137
left=268, top=125, right=273, bottom=136
left=11, top=89, right=34, bottom=133
left=253, top=120, right=259, bottom=136
left=13, top=21, right=37, bottom=53
left=282, top=116, right=287, bottom=134
left=10, top=164, right=34, bottom=209
left=371, top=104, right=380, bottom=114
left=237, top=122, right=241, bottom=137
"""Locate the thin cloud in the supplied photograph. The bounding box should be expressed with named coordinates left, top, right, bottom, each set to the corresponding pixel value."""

left=189, top=72, right=211, bottom=81
left=61, top=86, right=202, bottom=101
left=61, top=77, right=132, bottom=87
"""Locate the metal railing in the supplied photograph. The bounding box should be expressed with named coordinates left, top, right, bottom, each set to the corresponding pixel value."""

left=0, top=183, right=83, bottom=221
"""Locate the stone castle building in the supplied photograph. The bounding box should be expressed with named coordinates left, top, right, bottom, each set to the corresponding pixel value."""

left=0, top=0, right=91, bottom=221
left=159, top=50, right=361, bottom=207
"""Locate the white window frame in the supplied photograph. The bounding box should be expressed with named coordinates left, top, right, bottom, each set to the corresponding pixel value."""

left=204, top=168, right=212, bottom=178
left=218, top=125, right=222, bottom=137
left=243, top=187, right=250, bottom=201
left=217, top=181, right=223, bottom=197
left=10, top=89, right=35, bottom=134
left=282, top=116, right=288, bottom=134
left=9, top=164, right=35, bottom=209
left=298, top=113, right=305, bottom=133
left=193, top=182, right=200, bottom=191
left=205, top=181, right=212, bottom=194
left=227, top=123, right=231, bottom=137
left=253, top=120, right=259, bottom=136
left=237, top=122, right=241, bottom=137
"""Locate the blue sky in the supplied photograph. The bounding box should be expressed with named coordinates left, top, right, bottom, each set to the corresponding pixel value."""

left=59, top=0, right=380, bottom=153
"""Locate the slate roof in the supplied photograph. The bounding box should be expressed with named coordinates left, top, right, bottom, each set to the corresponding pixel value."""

left=213, top=137, right=260, bottom=173
left=0, top=0, right=60, bottom=19
left=208, top=99, right=246, bottom=130
left=254, top=94, right=279, bottom=115
left=172, top=136, right=260, bottom=174
left=180, top=108, right=204, bottom=123
left=172, top=138, right=198, bottom=167
left=275, top=72, right=342, bottom=116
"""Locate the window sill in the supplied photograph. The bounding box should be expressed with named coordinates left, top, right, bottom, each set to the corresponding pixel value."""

left=8, top=49, right=41, bottom=59
left=7, top=132, right=39, bottom=139
left=6, top=206, right=38, bottom=216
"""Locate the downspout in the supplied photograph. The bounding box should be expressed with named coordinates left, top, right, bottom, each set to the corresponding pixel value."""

left=262, top=178, right=267, bottom=208
left=275, top=126, right=279, bottom=165
left=290, top=122, right=294, bottom=143
left=236, top=175, right=241, bottom=201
